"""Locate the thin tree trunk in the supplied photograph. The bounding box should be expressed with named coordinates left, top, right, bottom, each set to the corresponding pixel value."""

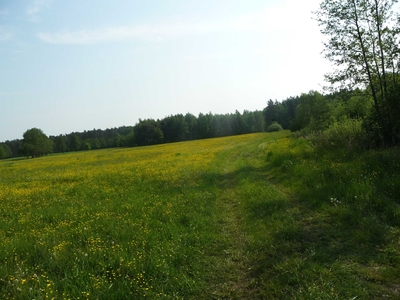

left=374, top=0, right=389, bottom=99
left=352, top=0, right=387, bottom=143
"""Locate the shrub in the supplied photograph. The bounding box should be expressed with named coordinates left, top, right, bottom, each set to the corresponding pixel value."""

left=266, top=122, right=283, bottom=132
left=307, top=117, right=365, bottom=151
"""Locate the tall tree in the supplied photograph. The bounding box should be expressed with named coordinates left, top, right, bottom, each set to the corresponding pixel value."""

left=20, top=128, right=53, bottom=158
left=196, top=113, right=212, bottom=139
left=292, top=91, right=333, bottom=131
left=54, top=135, right=67, bottom=153
left=315, top=0, right=400, bottom=144
left=232, top=110, right=247, bottom=135
left=161, top=114, right=188, bottom=143
left=69, top=134, right=81, bottom=152
left=184, top=113, right=198, bottom=140
left=134, top=119, right=164, bottom=146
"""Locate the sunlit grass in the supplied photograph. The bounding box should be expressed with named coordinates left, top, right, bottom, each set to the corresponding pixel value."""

left=1, top=131, right=400, bottom=299
left=0, top=134, right=269, bottom=299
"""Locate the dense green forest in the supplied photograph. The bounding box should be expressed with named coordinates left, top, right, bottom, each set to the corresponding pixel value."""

left=0, top=86, right=396, bottom=159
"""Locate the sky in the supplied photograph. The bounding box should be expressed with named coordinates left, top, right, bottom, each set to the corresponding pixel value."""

left=0, top=0, right=331, bottom=142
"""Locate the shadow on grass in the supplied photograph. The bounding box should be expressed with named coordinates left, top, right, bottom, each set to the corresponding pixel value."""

left=205, top=162, right=400, bottom=298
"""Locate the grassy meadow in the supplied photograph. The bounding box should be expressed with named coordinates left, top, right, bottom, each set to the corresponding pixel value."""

left=1, top=131, right=400, bottom=299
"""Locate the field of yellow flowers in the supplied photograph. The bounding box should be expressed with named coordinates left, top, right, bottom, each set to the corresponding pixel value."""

left=1, top=131, right=400, bottom=299
left=0, top=133, right=277, bottom=299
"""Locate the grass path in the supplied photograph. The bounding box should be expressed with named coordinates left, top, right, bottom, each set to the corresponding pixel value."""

left=205, top=161, right=254, bottom=299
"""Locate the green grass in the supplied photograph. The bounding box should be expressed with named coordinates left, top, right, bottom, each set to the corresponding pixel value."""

left=0, top=131, right=399, bottom=299
left=248, top=134, right=400, bottom=299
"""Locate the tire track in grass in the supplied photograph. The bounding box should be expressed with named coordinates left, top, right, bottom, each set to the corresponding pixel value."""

left=204, top=147, right=259, bottom=299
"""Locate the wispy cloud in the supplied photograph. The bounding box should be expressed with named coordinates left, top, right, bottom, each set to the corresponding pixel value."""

left=37, top=4, right=309, bottom=45
left=27, top=0, right=53, bottom=22
left=38, top=21, right=229, bottom=44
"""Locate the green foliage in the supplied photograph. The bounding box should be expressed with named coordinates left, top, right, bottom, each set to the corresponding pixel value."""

left=54, top=135, right=67, bottom=153
left=0, top=143, right=11, bottom=159
left=254, top=133, right=400, bottom=298
left=315, top=0, right=400, bottom=145
left=196, top=113, right=212, bottom=138
left=125, top=131, right=135, bottom=147
left=83, top=142, right=91, bottom=150
left=307, top=117, right=366, bottom=151
left=266, top=122, right=283, bottom=132
left=264, top=100, right=286, bottom=127
left=0, top=144, right=6, bottom=159
left=292, top=90, right=333, bottom=132
left=20, top=128, right=53, bottom=158
left=69, top=134, right=81, bottom=152
left=134, top=119, right=164, bottom=146
left=161, top=114, right=189, bottom=143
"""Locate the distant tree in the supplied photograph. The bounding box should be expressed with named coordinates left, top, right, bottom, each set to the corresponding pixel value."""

left=69, top=134, right=81, bottom=152
left=220, top=114, right=233, bottom=136
left=161, top=114, right=189, bottom=143
left=54, top=135, right=67, bottom=153
left=282, top=96, right=299, bottom=129
left=210, top=115, right=222, bottom=137
left=98, top=138, right=107, bottom=148
left=264, top=100, right=288, bottom=128
left=20, top=128, right=53, bottom=158
left=253, top=110, right=266, bottom=132
left=91, top=138, right=101, bottom=149
left=134, top=119, right=164, bottom=146
left=105, top=138, right=115, bottom=148
left=196, top=113, right=212, bottom=139
left=184, top=113, right=198, bottom=140
left=0, top=145, right=6, bottom=159
left=3, top=140, right=20, bottom=158
left=83, top=142, right=91, bottom=150
left=232, top=110, right=247, bottom=135
left=243, top=110, right=256, bottom=133
left=126, top=132, right=136, bottom=146
left=264, top=100, right=277, bottom=126
left=0, top=143, right=12, bottom=158
left=291, top=91, right=333, bottom=132
left=114, top=134, right=122, bottom=147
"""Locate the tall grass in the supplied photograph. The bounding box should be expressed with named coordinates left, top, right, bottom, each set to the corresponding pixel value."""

left=252, top=133, right=400, bottom=298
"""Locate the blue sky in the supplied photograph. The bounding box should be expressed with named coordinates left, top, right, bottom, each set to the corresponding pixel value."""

left=0, top=0, right=330, bottom=141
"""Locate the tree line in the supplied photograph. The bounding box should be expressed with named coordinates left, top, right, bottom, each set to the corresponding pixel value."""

left=0, top=110, right=269, bottom=158
left=0, top=83, right=398, bottom=159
